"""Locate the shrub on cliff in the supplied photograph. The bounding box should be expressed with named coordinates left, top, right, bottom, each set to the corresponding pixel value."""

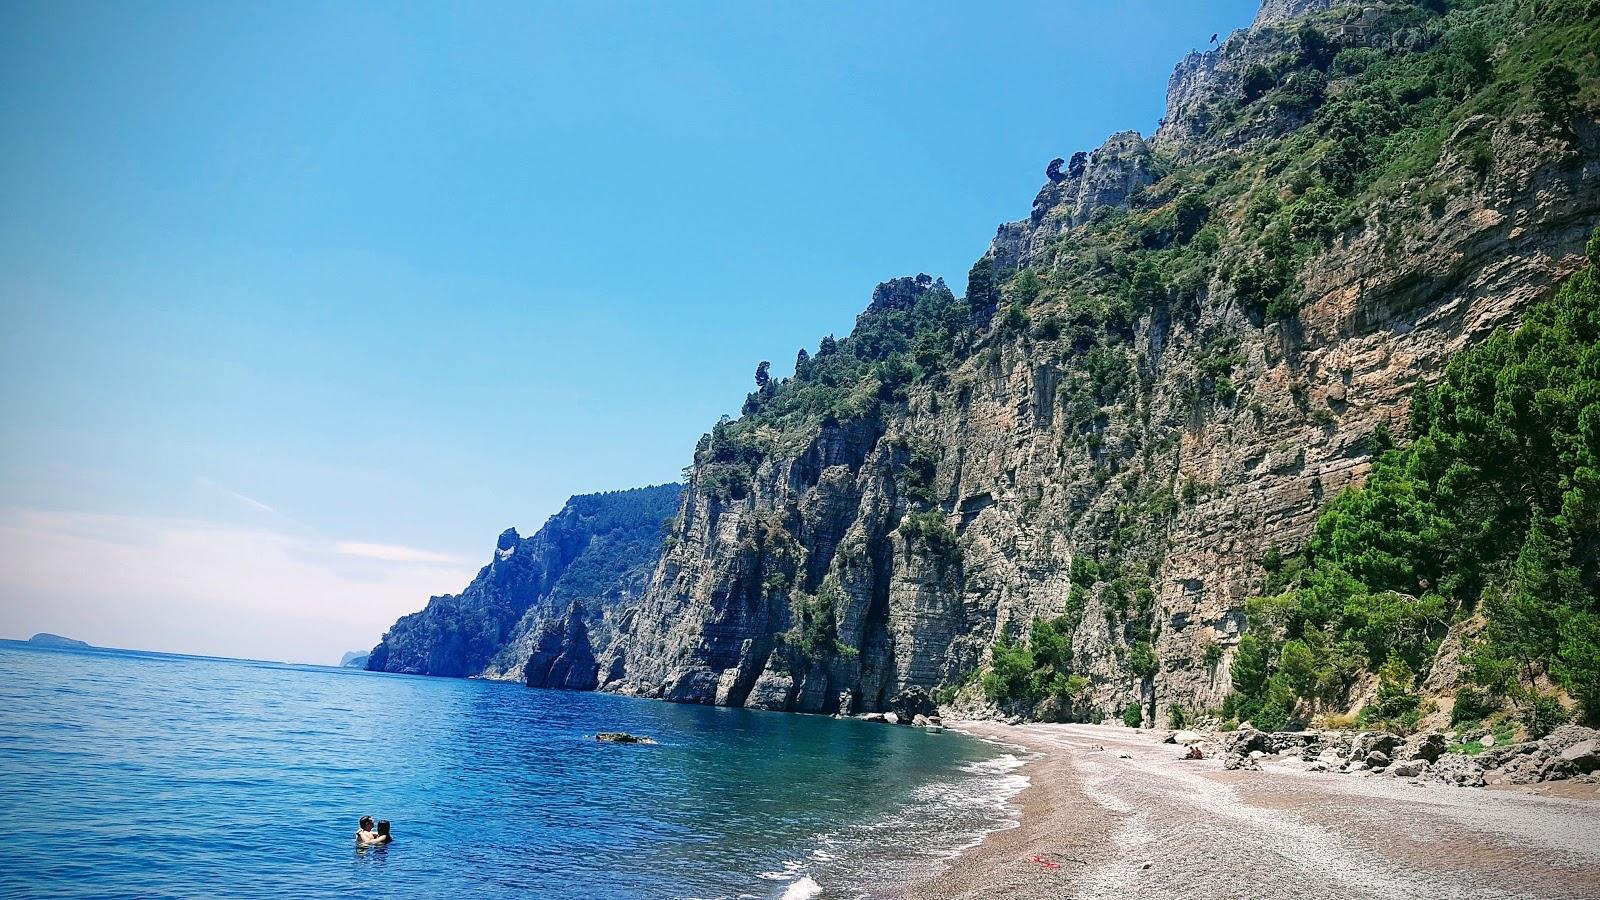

left=982, top=615, right=1090, bottom=714
left=1230, top=233, right=1600, bottom=727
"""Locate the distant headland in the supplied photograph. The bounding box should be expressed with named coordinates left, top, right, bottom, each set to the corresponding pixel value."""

left=27, top=633, right=92, bottom=649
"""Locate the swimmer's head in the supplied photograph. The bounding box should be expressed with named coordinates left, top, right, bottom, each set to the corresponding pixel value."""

left=360, top=816, right=374, bottom=831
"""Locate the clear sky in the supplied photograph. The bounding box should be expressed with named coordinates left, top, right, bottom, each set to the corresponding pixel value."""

left=0, top=0, right=1260, bottom=663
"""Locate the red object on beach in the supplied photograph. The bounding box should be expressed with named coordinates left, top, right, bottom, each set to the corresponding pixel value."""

left=1027, top=854, right=1061, bottom=870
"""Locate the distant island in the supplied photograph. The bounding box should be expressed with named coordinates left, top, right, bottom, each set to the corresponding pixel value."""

left=28, top=633, right=91, bottom=649
left=340, top=650, right=370, bottom=669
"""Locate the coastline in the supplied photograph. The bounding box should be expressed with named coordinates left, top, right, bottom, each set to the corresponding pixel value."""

left=887, top=721, right=1600, bottom=900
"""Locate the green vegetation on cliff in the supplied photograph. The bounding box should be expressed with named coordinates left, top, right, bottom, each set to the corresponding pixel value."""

left=703, top=0, right=1597, bottom=485
left=367, top=484, right=683, bottom=678
left=1230, top=233, right=1600, bottom=732
left=655, top=0, right=1597, bottom=719
left=696, top=274, right=971, bottom=501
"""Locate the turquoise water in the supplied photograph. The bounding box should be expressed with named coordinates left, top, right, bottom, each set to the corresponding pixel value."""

left=0, top=642, right=1023, bottom=899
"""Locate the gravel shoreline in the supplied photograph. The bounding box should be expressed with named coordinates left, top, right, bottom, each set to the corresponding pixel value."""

left=886, top=721, right=1600, bottom=900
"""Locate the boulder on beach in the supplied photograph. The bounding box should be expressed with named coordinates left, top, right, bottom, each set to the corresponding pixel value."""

left=1174, top=729, right=1203, bottom=745
left=1559, top=739, right=1599, bottom=772
left=1425, top=753, right=1487, bottom=787
left=1222, top=726, right=1270, bottom=756
left=1391, top=759, right=1427, bottom=777
left=595, top=732, right=656, bottom=744
left=1350, top=732, right=1400, bottom=764
left=1223, top=752, right=1261, bottom=771
left=1401, top=731, right=1446, bottom=763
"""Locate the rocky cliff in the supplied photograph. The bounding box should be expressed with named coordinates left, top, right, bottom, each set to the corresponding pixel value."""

left=366, top=484, right=680, bottom=681
left=571, top=0, right=1599, bottom=726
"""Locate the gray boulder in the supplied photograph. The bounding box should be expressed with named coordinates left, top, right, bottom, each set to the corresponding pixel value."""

left=1391, top=759, right=1427, bottom=777
left=1365, top=750, right=1391, bottom=769
left=1558, top=739, right=1599, bottom=772
left=1401, top=731, right=1447, bottom=763
left=1350, top=732, right=1400, bottom=763
left=1223, top=752, right=1261, bottom=771
left=1269, top=731, right=1318, bottom=754
left=888, top=687, right=937, bottom=721
left=1223, top=726, right=1271, bottom=756
left=1426, top=753, right=1487, bottom=788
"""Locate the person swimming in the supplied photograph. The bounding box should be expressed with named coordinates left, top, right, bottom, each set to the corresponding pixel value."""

left=356, top=816, right=392, bottom=847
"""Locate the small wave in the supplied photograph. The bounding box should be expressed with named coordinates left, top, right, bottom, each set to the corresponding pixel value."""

left=756, top=860, right=805, bottom=881
left=780, top=876, right=822, bottom=900
left=960, top=753, right=1025, bottom=775
left=762, top=748, right=1031, bottom=895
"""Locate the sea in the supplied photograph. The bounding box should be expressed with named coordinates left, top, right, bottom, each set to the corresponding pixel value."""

left=0, top=640, right=1027, bottom=899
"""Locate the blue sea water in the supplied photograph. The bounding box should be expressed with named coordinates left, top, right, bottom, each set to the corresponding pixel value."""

left=0, top=642, right=1024, bottom=899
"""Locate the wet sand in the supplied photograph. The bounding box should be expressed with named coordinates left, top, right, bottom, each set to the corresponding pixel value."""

left=889, top=722, right=1600, bottom=900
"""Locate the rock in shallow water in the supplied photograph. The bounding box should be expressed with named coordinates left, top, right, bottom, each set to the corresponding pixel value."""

left=595, top=732, right=655, bottom=744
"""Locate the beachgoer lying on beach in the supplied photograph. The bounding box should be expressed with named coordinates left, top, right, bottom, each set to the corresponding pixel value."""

left=356, top=816, right=391, bottom=847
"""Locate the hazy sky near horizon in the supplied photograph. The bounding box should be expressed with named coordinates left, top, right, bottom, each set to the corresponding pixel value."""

left=0, top=0, right=1259, bottom=663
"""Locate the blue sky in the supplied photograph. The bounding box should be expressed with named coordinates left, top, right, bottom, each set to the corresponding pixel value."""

left=0, top=0, right=1260, bottom=662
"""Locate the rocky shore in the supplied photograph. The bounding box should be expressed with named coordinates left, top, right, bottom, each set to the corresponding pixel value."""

left=890, top=721, right=1600, bottom=900
left=1202, top=721, right=1600, bottom=789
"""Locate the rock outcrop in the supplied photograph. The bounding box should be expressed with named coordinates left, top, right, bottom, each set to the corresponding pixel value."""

left=567, top=0, right=1599, bottom=723
left=390, top=0, right=1600, bottom=730
left=1193, top=724, right=1600, bottom=788
left=365, top=484, right=681, bottom=680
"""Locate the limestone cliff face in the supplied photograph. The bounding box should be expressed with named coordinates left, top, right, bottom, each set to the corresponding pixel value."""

left=1252, top=0, right=1337, bottom=30
left=994, top=132, right=1158, bottom=272
left=365, top=484, right=680, bottom=680
left=578, top=0, right=1600, bottom=724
